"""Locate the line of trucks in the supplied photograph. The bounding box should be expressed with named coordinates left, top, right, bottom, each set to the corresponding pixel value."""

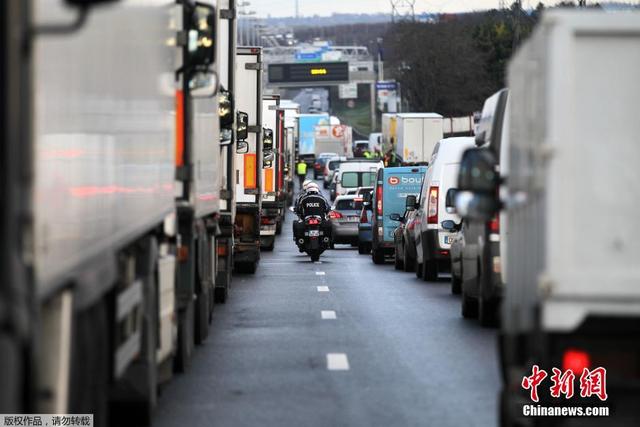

left=0, top=0, right=299, bottom=423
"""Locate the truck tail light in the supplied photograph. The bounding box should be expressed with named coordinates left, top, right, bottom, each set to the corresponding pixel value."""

left=261, top=217, right=274, bottom=225
left=489, top=215, right=500, bottom=233
left=328, top=210, right=342, bottom=219
left=563, top=349, right=591, bottom=375
left=217, top=242, right=227, bottom=257
left=427, top=186, right=439, bottom=224
left=175, top=90, right=184, bottom=167
left=376, top=185, right=383, bottom=216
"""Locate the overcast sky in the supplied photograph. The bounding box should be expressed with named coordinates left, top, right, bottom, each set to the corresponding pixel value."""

left=249, top=0, right=556, bottom=17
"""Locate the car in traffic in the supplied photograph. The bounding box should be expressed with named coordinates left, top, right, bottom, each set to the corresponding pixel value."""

left=455, top=89, right=509, bottom=324
left=357, top=189, right=374, bottom=254
left=313, top=152, right=338, bottom=179
left=329, top=195, right=364, bottom=246
left=335, top=159, right=383, bottom=198
left=370, top=166, right=427, bottom=264
left=413, top=137, right=475, bottom=280
left=393, top=206, right=420, bottom=272
left=323, top=156, right=345, bottom=188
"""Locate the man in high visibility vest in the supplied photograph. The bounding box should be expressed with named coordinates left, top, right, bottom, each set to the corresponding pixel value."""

left=296, top=159, right=308, bottom=189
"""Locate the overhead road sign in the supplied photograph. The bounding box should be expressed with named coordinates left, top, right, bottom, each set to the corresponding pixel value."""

left=268, top=62, right=349, bottom=84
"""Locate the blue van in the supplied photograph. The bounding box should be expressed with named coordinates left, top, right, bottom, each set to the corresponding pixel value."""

left=371, top=166, right=427, bottom=264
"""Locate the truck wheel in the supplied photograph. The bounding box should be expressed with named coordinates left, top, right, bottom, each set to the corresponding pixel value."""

left=372, top=247, right=385, bottom=264
left=69, top=298, right=109, bottom=427
left=215, top=285, right=228, bottom=304
left=263, top=239, right=275, bottom=251
left=276, top=220, right=282, bottom=235
left=415, top=262, right=423, bottom=279
left=422, top=259, right=438, bottom=282
left=174, top=300, right=194, bottom=373
left=194, top=286, right=209, bottom=345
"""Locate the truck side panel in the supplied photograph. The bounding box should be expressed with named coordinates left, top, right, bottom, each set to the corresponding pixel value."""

left=32, top=0, right=175, bottom=296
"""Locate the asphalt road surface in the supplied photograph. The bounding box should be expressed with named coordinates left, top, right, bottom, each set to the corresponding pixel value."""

left=154, top=184, right=500, bottom=427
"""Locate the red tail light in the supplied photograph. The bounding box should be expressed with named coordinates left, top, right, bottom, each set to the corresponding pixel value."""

left=328, top=210, right=343, bottom=219
left=307, top=218, right=320, bottom=225
left=427, top=186, right=439, bottom=224
left=376, top=185, right=383, bottom=216
left=563, top=349, right=591, bottom=375
left=360, top=209, right=368, bottom=224
left=489, top=215, right=500, bottom=233
left=261, top=217, right=275, bottom=225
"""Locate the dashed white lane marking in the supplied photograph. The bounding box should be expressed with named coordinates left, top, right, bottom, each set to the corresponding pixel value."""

left=326, top=353, right=350, bottom=371
left=314, top=261, right=322, bottom=264
left=315, top=271, right=325, bottom=276
left=321, top=310, right=337, bottom=319
left=317, top=286, right=329, bottom=292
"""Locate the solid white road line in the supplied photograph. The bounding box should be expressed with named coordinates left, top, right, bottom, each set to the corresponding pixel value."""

left=326, top=353, right=350, bottom=371
left=321, top=310, right=337, bottom=319
left=315, top=271, right=325, bottom=276
left=317, top=286, right=329, bottom=292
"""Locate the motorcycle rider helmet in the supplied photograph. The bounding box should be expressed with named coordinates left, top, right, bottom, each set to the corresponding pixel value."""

left=306, top=183, right=320, bottom=192
left=302, top=179, right=313, bottom=190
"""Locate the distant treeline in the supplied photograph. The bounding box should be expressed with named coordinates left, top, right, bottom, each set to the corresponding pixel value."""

left=294, top=1, right=616, bottom=116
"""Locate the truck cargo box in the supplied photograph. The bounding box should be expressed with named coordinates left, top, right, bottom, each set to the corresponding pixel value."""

left=395, top=113, right=443, bottom=163
left=506, top=11, right=640, bottom=332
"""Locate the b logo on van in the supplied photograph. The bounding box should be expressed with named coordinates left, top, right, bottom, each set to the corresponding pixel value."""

left=388, top=176, right=400, bottom=185
left=388, top=176, right=423, bottom=186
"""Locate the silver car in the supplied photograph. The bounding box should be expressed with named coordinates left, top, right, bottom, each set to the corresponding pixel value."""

left=329, top=195, right=363, bottom=246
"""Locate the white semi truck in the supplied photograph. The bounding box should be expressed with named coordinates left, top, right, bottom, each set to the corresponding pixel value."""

left=1, top=0, right=237, bottom=423
left=233, top=46, right=263, bottom=273
left=395, top=113, right=443, bottom=164
left=456, top=11, right=640, bottom=424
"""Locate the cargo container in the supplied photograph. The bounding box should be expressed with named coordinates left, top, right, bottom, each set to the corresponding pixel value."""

left=395, top=113, right=443, bottom=164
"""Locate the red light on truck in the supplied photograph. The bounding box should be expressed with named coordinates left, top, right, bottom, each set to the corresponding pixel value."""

left=562, top=349, right=591, bottom=375
left=217, top=243, right=227, bottom=257
left=175, top=90, right=184, bottom=167
left=489, top=215, right=500, bottom=233
left=427, top=186, right=439, bottom=224
left=376, top=185, right=383, bottom=216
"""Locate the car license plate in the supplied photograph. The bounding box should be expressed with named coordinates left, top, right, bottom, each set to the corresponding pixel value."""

left=347, top=216, right=359, bottom=222
left=309, top=230, right=320, bottom=237
left=444, top=235, right=453, bottom=244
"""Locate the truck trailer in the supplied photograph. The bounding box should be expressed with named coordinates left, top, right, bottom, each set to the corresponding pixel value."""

left=395, top=113, right=443, bottom=164
left=260, top=95, right=283, bottom=250
left=233, top=46, right=263, bottom=274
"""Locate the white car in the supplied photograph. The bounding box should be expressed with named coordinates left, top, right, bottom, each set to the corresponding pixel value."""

left=413, top=137, right=475, bottom=281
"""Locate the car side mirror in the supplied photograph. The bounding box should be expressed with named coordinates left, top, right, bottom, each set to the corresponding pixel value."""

left=187, top=3, right=216, bottom=70
left=445, top=188, right=458, bottom=214
left=189, top=71, right=218, bottom=98
left=389, top=213, right=403, bottom=222
left=263, top=128, right=274, bottom=152
left=456, top=148, right=500, bottom=220
left=237, top=111, right=249, bottom=141
left=441, top=220, right=460, bottom=232
left=405, top=195, right=417, bottom=211
left=236, top=140, right=249, bottom=154
left=474, top=130, right=486, bottom=146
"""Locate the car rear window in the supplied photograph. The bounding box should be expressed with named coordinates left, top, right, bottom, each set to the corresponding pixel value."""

left=328, top=161, right=340, bottom=170
left=341, top=172, right=359, bottom=188
left=336, top=199, right=363, bottom=210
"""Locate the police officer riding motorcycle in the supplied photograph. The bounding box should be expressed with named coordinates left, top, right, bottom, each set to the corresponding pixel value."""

left=292, top=184, right=332, bottom=261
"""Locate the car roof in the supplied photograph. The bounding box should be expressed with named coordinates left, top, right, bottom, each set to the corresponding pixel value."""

left=334, top=194, right=359, bottom=202
left=383, top=166, right=427, bottom=174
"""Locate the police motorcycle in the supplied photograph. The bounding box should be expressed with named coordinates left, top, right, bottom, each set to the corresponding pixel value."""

left=290, top=184, right=332, bottom=261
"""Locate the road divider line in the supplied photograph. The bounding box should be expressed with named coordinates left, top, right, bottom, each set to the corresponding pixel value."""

left=326, top=353, right=350, bottom=371
left=315, top=271, right=325, bottom=276
left=321, top=310, right=336, bottom=319
left=317, top=286, right=329, bottom=292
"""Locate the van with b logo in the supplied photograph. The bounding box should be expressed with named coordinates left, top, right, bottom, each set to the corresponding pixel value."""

left=369, top=166, right=427, bottom=264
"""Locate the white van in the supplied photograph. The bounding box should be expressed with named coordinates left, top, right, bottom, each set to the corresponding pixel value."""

left=414, top=137, right=475, bottom=281
left=336, top=160, right=383, bottom=197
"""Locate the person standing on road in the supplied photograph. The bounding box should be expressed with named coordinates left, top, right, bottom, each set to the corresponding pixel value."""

left=296, top=159, right=308, bottom=189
